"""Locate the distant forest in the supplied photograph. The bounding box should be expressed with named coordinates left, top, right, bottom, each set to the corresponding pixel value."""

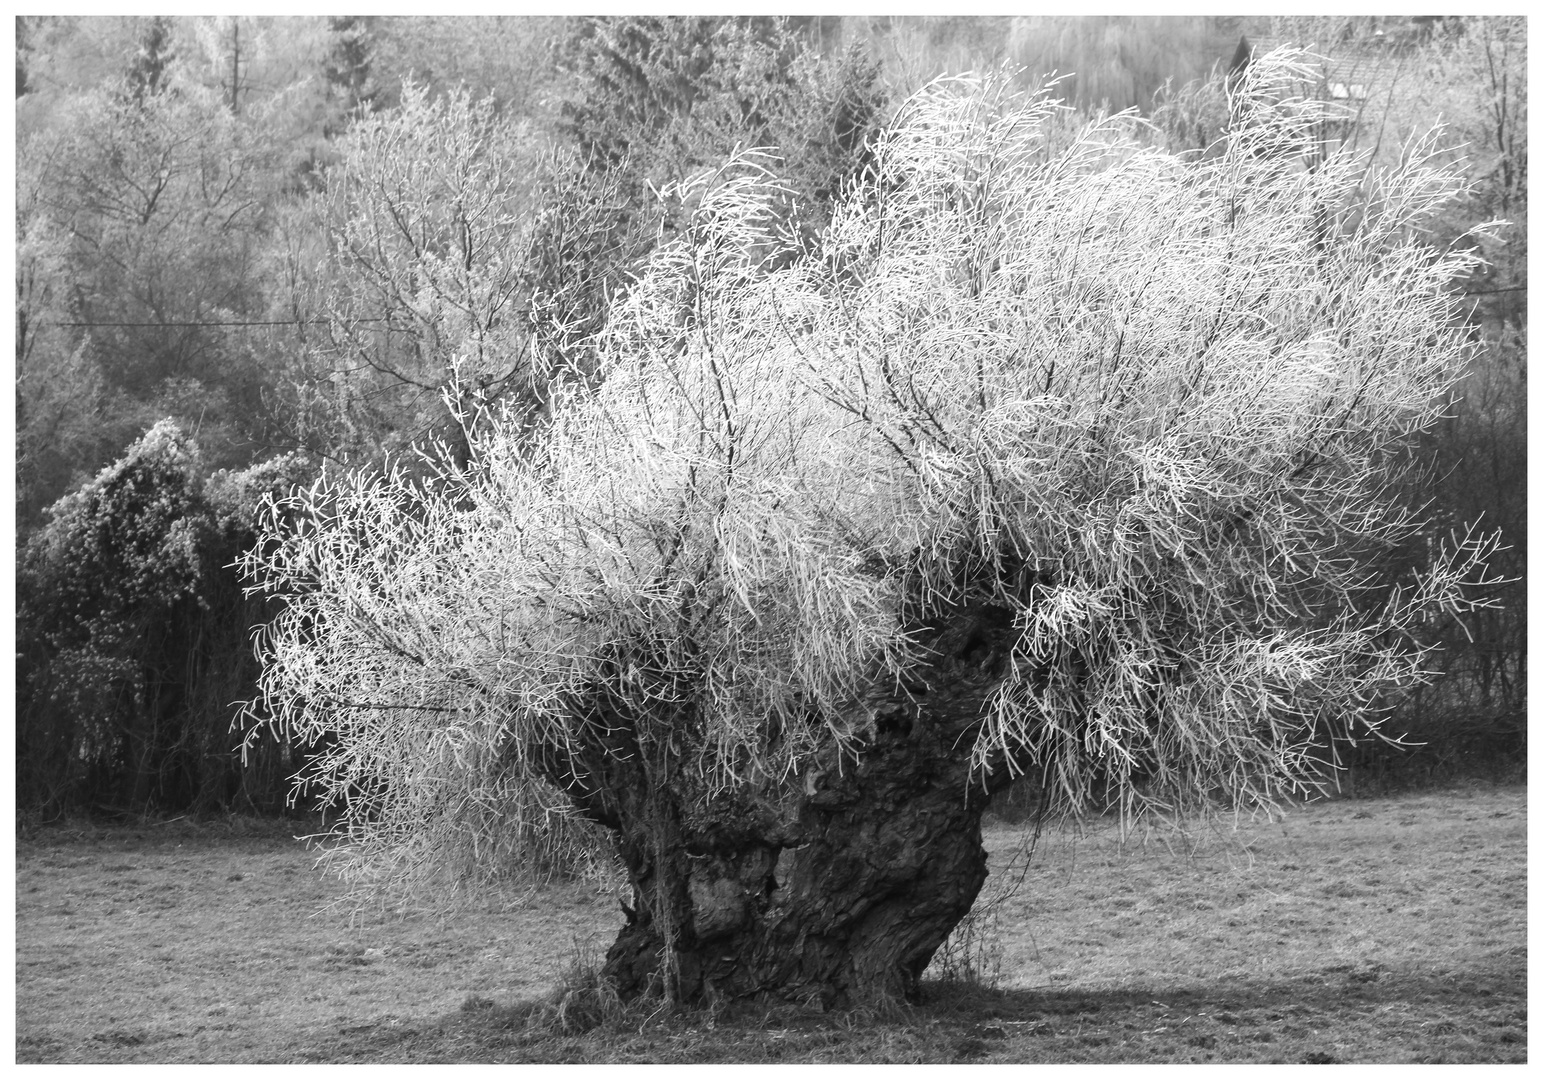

left=15, top=16, right=1525, bottom=816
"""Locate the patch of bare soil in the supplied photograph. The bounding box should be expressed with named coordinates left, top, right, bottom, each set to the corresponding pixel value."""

left=14, top=785, right=1526, bottom=1063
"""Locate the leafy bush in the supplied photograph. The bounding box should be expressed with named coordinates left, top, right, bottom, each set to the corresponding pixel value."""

left=17, top=420, right=313, bottom=815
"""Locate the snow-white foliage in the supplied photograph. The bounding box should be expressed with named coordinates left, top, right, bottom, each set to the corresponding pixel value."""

left=244, top=56, right=1501, bottom=892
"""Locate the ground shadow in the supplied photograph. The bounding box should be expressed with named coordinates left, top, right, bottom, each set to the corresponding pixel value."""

left=304, top=960, right=1525, bottom=1064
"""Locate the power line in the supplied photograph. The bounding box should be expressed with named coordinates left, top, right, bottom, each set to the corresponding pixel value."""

left=52, top=317, right=396, bottom=328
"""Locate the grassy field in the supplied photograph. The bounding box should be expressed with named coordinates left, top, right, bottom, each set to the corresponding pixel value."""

left=15, top=783, right=1526, bottom=1064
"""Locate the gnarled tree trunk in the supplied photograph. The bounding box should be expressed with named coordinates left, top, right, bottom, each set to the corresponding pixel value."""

left=546, top=603, right=1027, bottom=1008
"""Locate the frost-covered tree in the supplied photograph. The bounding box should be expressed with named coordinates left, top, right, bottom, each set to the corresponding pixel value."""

left=290, top=80, right=545, bottom=464
left=246, top=60, right=1499, bottom=1007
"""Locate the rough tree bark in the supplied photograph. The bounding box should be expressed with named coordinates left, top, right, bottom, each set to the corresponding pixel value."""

left=540, top=602, right=1028, bottom=1008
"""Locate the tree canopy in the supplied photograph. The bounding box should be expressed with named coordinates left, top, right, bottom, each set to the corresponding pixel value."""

left=243, top=59, right=1498, bottom=1004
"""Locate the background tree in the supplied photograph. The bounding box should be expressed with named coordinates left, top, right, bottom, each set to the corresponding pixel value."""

left=14, top=18, right=324, bottom=526
left=16, top=14, right=33, bottom=95
left=320, top=15, right=377, bottom=137
left=245, top=61, right=1498, bottom=1008
left=15, top=15, right=163, bottom=134
left=124, top=14, right=176, bottom=104
left=278, top=80, right=547, bottom=466
left=24, top=83, right=278, bottom=461
left=174, top=16, right=362, bottom=187
left=367, top=15, right=565, bottom=121
left=14, top=155, right=109, bottom=521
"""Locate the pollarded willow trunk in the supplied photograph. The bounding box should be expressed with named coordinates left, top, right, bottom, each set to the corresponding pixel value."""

left=545, top=603, right=1028, bottom=1008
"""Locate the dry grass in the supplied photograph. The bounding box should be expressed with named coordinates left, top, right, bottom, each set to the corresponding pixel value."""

left=956, top=782, right=1527, bottom=1062
left=13, top=816, right=619, bottom=1064
left=15, top=784, right=1525, bottom=1063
